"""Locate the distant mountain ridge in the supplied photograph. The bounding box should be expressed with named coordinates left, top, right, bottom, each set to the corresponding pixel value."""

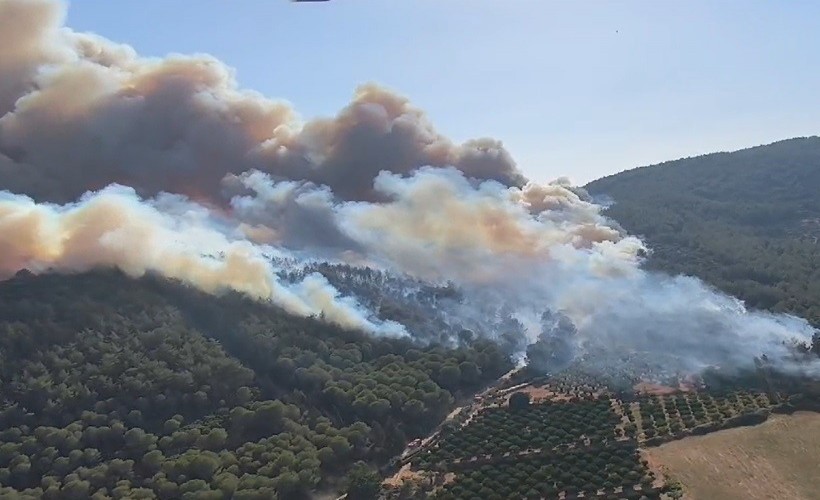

left=586, top=136, right=820, bottom=327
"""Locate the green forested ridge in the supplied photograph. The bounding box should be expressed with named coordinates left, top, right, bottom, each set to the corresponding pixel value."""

left=586, top=136, right=820, bottom=327
left=0, top=270, right=512, bottom=499
left=2, top=136, right=819, bottom=499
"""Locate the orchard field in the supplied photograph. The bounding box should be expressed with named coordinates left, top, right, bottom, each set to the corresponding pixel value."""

left=383, top=365, right=820, bottom=500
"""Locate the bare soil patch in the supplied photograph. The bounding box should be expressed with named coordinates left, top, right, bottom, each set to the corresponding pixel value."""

left=634, top=382, right=679, bottom=395
left=383, top=463, right=424, bottom=488
left=504, top=385, right=572, bottom=403
left=645, top=411, right=820, bottom=500
left=445, top=406, right=463, bottom=420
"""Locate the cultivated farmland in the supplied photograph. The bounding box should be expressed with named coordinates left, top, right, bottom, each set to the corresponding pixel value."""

left=382, top=364, right=820, bottom=500
left=645, top=411, right=820, bottom=500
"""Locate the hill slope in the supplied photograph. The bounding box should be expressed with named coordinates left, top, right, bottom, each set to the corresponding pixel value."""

left=0, top=270, right=512, bottom=499
left=586, top=137, right=820, bottom=327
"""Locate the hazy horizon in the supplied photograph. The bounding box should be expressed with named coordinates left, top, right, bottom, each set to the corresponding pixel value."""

left=63, top=0, right=820, bottom=185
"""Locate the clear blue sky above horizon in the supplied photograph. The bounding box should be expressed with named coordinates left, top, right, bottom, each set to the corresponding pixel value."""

left=65, top=0, right=820, bottom=185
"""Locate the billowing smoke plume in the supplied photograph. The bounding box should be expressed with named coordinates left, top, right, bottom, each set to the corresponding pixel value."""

left=0, top=185, right=405, bottom=336
left=0, top=0, right=523, bottom=204
left=0, top=0, right=816, bottom=377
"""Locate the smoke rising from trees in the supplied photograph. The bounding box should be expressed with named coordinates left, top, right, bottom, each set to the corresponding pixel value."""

left=0, top=0, right=816, bottom=376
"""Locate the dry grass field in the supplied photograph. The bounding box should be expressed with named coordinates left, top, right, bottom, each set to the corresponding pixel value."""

left=646, top=411, right=820, bottom=500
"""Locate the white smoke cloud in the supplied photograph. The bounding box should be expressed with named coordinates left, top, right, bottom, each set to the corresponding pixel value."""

left=0, top=0, right=816, bottom=377
left=225, top=166, right=818, bottom=375
left=0, top=185, right=405, bottom=336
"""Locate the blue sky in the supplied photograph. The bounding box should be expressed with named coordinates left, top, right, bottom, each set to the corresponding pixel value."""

left=65, top=0, right=820, bottom=184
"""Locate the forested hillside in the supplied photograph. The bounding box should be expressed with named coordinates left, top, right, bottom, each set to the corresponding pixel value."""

left=0, top=270, right=512, bottom=499
left=586, top=137, right=820, bottom=328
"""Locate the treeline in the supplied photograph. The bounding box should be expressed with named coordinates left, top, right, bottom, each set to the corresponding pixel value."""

left=280, top=262, right=528, bottom=349
left=587, top=136, right=820, bottom=333
left=0, top=270, right=514, bottom=499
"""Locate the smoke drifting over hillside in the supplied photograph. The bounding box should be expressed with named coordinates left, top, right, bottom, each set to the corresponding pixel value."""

left=0, top=185, right=406, bottom=335
left=0, top=0, right=816, bottom=376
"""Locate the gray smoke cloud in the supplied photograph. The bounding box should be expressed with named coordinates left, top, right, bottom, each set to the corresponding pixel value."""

left=0, top=185, right=406, bottom=336
left=0, top=0, right=816, bottom=378
left=0, top=0, right=524, bottom=204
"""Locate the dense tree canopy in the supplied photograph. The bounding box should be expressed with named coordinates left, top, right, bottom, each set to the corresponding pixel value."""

left=0, top=270, right=514, bottom=499
left=3, top=137, right=817, bottom=498
left=508, top=392, right=531, bottom=411
left=587, top=137, right=820, bottom=330
left=344, top=462, right=381, bottom=500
